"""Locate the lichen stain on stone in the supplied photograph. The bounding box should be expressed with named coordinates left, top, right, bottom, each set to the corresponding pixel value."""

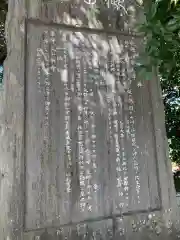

left=9, top=72, right=18, bottom=86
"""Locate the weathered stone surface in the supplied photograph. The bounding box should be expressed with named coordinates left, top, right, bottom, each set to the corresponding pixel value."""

left=0, top=0, right=179, bottom=239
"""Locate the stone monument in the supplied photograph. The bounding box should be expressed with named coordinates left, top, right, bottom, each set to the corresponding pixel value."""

left=0, top=0, right=179, bottom=239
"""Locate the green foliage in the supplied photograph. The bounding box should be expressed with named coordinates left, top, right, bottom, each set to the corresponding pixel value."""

left=0, top=66, right=3, bottom=84
left=0, top=0, right=7, bottom=64
left=138, top=0, right=180, bottom=163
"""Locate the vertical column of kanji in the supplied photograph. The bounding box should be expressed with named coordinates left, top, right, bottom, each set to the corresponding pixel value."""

left=80, top=33, right=109, bottom=220
left=107, top=36, right=126, bottom=213
left=62, top=33, right=72, bottom=222
left=47, top=28, right=59, bottom=224
left=124, top=37, right=144, bottom=211
left=122, top=38, right=135, bottom=213
left=81, top=42, right=97, bottom=217
left=112, top=37, right=130, bottom=214
left=74, top=47, right=87, bottom=218
left=106, top=42, right=116, bottom=213
left=40, top=29, right=51, bottom=226
left=81, top=46, right=94, bottom=216
left=55, top=30, right=71, bottom=225
left=25, top=25, right=49, bottom=229
left=97, top=39, right=112, bottom=217
left=129, top=37, right=152, bottom=211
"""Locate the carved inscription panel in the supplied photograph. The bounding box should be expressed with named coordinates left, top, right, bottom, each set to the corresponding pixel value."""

left=25, top=22, right=160, bottom=230
left=29, top=0, right=142, bottom=33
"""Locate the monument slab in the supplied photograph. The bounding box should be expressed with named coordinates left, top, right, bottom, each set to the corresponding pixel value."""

left=0, top=0, right=179, bottom=239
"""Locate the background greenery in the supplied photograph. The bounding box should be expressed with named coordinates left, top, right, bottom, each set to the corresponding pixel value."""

left=136, top=0, right=180, bottom=163
left=0, top=0, right=7, bottom=84
left=0, top=0, right=7, bottom=65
